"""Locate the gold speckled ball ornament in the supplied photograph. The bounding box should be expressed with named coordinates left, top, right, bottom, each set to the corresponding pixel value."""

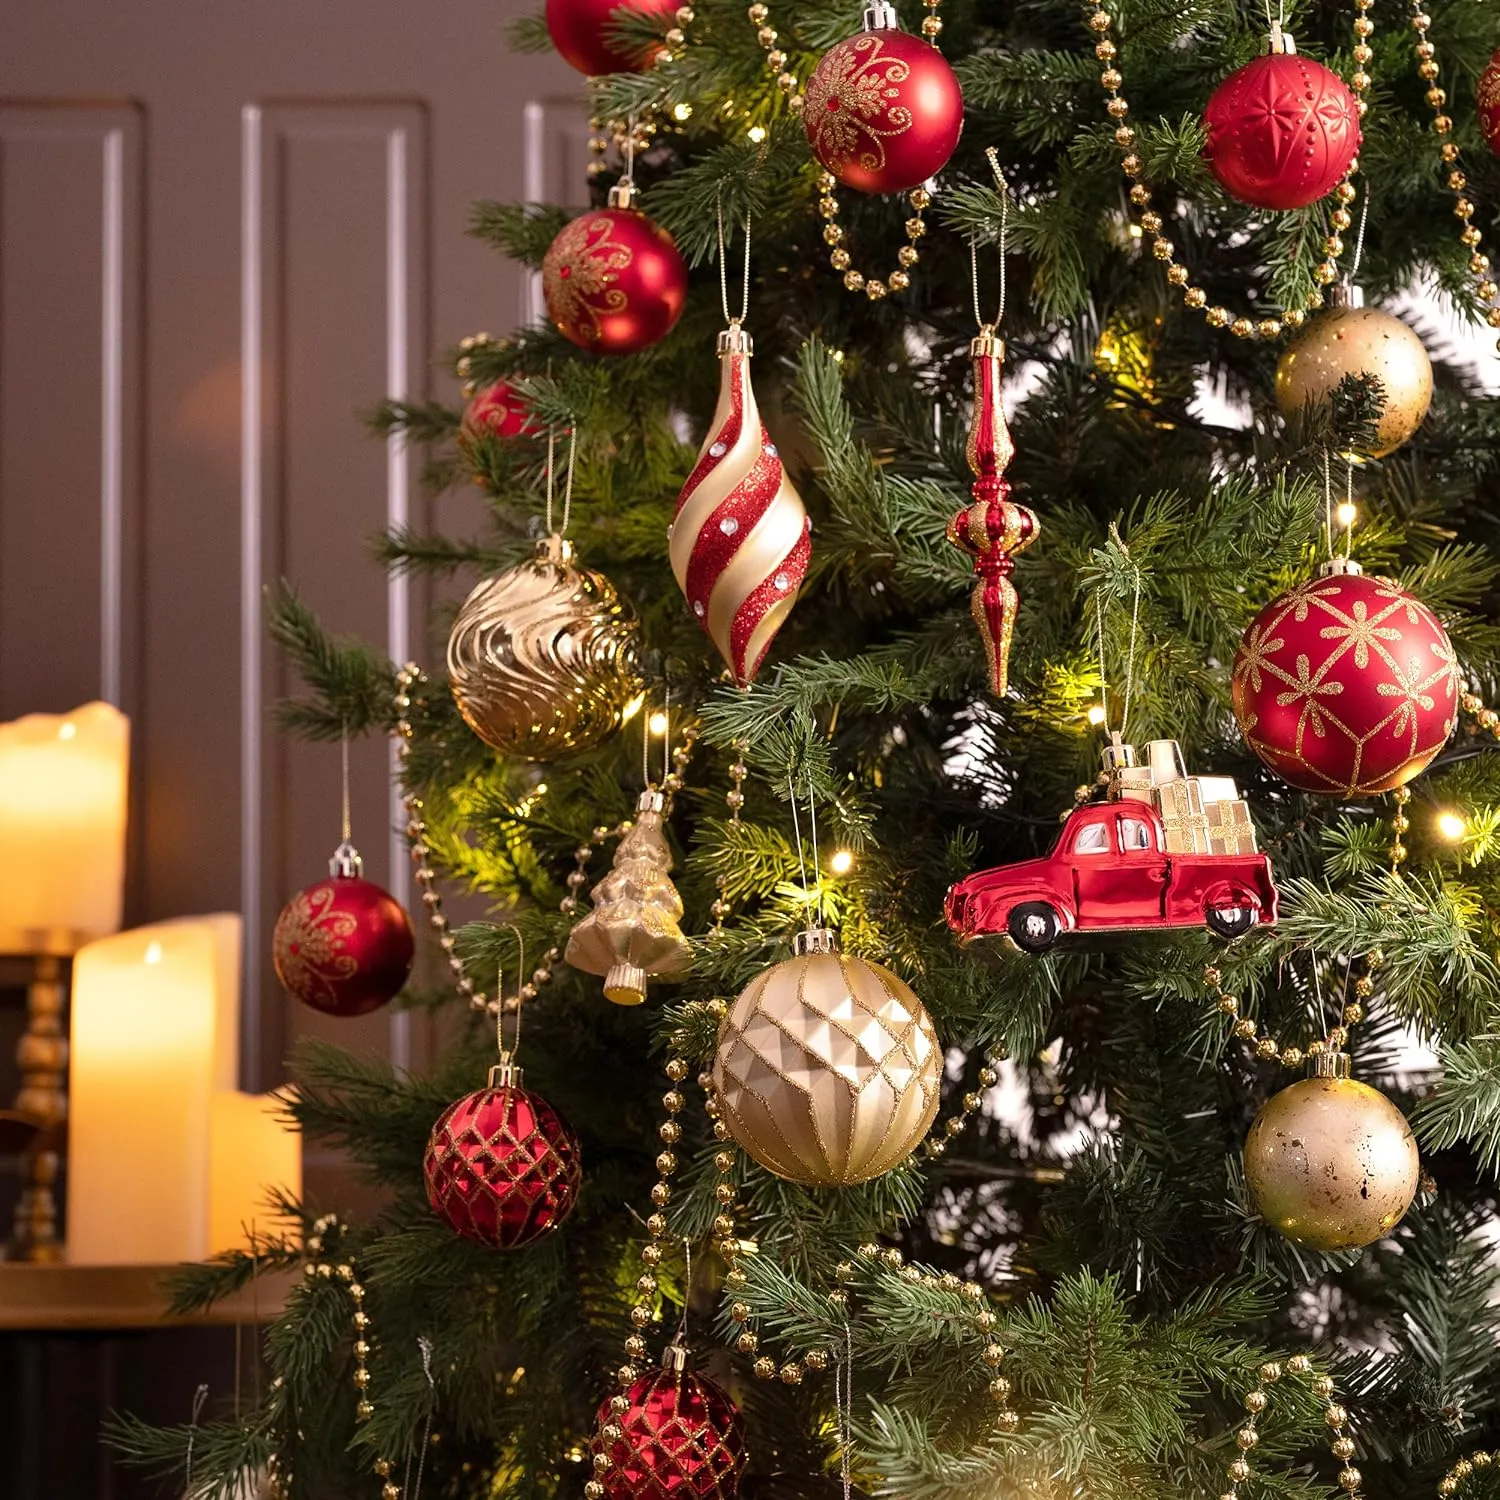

left=1244, top=1051, right=1420, bottom=1252
left=447, top=534, right=644, bottom=761
left=711, top=927, right=942, bottom=1186
left=1275, top=284, right=1433, bottom=458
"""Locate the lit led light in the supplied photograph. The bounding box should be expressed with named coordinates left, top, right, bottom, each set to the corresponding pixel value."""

left=648, top=711, right=670, bottom=735
left=829, top=849, right=854, bottom=875
left=1437, top=811, right=1467, bottom=842
left=1336, top=501, right=1357, bottom=528
left=673, top=103, right=693, bottom=121
left=1128, top=223, right=1143, bottom=239
left=1087, top=705, right=1107, bottom=726
left=747, top=124, right=767, bottom=143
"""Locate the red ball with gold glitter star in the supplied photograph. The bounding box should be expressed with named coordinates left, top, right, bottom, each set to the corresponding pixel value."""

left=1231, top=562, right=1458, bottom=797
left=542, top=193, right=688, bottom=356
left=1203, top=43, right=1361, bottom=210
left=803, top=7, right=963, bottom=195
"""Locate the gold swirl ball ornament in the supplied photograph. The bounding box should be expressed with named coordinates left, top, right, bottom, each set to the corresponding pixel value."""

left=1275, top=285, right=1433, bottom=458
left=712, top=927, right=942, bottom=1186
left=447, top=535, right=645, bottom=760
left=1245, top=1052, right=1420, bottom=1252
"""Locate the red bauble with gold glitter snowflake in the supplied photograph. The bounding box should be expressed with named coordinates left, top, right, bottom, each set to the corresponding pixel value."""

left=1231, top=561, right=1459, bottom=797
left=590, top=1354, right=747, bottom=1500
left=458, top=379, right=536, bottom=457
left=542, top=188, right=688, bottom=356
left=1203, top=36, right=1361, bottom=210
left=272, top=844, right=415, bottom=1017
left=803, top=4, right=963, bottom=195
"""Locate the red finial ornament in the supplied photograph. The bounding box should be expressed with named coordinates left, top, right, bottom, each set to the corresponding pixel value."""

left=946, top=329, right=1037, bottom=696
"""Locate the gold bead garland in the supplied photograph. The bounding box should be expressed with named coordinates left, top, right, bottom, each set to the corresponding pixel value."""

left=746, top=1, right=803, bottom=102
left=1202, top=952, right=1382, bottom=1071
left=1438, top=1449, right=1495, bottom=1496
left=1389, top=784, right=1413, bottom=871
left=817, top=176, right=932, bottom=300
left=1087, top=0, right=1375, bottom=339
left=918, top=1056, right=1003, bottom=1161
left=710, top=749, right=749, bottom=932
left=1220, top=1357, right=1364, bottom=1499
left=1407, top=3, right=1500, bottom=345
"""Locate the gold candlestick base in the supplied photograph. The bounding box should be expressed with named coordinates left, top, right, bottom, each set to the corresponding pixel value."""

left=5, top=955, right=68, bottom=1262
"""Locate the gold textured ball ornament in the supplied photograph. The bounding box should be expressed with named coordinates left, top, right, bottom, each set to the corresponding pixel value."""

left=447, top=535, right=644, bottom=760
left=1244, top=1053, right=1420, bottom=1252
left=711, top=928, right=942, bottom=1186
left=1274, top=286, right=1433, bottom=458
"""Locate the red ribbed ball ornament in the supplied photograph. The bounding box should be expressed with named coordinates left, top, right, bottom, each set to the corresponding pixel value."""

left=1203, top=44, right=1361, bottom=210
left=459, top=379, right=536, bottom=456
left=544, top=0, right=677, bottom=77
left=424, top=1078, right=582, bottom=1248
left=804, top=8, right=963, bottom=195
left=543, top=198, right=688, bottom=356
left=1231, top=563, right=1459, bottom=797
left=272, top=861, right=414, bottom=1018
left=590, top=1360, right=748, bottom=1500
left=1478, top=48, right=1500, bottom=156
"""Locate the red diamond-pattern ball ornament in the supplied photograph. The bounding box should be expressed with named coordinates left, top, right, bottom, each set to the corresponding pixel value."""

left=1479, top=48, right=1500, bottom=156
left=424, top=1084, right=583, bottom=1248
left=1203, top=49, right=1361, bottom=210
left=591, top=1366, right=748, bottom=1500
left=272, top=875, right=414, bottom=1018
left=1231, top=566, right=1459, bottom=797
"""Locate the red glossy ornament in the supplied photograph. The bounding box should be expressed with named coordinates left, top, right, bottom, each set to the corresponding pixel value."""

left=459, top=379, right=536, bottom=456
left=424, top=1064, right=582, bottom=1248
left=591, top=1355, right=747, bottom=1500
left=543, top=188, right=688, bottom=356
left=1202, top=37, right=1360, bottom=210
left=1232, top=561, right=1459, bottom=797
left=544, top=0, right=676, bottom=77
left=1478, top=48, right=1500, bottom=156
left=804, top=3, right=963, bottom=195
left=272, top=844, right=414, bottom=1018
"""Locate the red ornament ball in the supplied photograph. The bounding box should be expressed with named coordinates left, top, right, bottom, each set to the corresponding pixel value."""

left=1232, top=566, right=1459, bottom=797
left=424, top=1082, right=582, bottom=1248
left=591, top=1364, right=747, bottom=1500
left=543, top=205, right=688, bottom=356
left=545, top=0, right=677, bottom=77
left=1203, top=48, right=1361, bottom=210
left=804, top=21, right=964, bottom=194
left=272, top=875, right=414, bottom=1018
left=1478, top=49, right=1500, bottom=156
left=459, top=379, right=536, bottom=455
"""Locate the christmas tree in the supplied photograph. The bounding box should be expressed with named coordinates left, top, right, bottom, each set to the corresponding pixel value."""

left=113, top=0, right=1500, bottom=1496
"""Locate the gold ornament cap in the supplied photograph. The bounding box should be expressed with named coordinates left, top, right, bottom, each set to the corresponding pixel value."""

left=1266, top=22, right=1296, bottom=53
left=488, top=1053, right=524, bottom=1088
left=1329, top=282, right=1365, bottom=310
left=608, top=179, right=637, bottom=210
left=1318, top=555, right=1364, bottom=580
left=862, top=0, right=899, bottom=30
left=661, top=1342, right=691, bottom=1374
left=637, top=788, right=666, bottom=814
left=970, top=326, right=1005, bottom=360
left=329, top=840, right=364, bottom=878
left=1312, top=1049, right=1353, bottom=1079
left=718, top=322, right=753, bottom=357
left=792, top=927, right=839, bottom=956
left=1101, top=733, right=1138, bottom=774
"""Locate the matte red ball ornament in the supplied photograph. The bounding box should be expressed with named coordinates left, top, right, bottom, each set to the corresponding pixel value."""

left=272, top=843, right=414, bottom=1017
left=542, top=188, right=688, bottom=355
left=803, top=2, right=963, bottom=195
left=424, top=1064, right=582, bottom=1248
left=1478, top=48, right=1500, bottom=156
left=1202, top=34, right=1361, bottom=210
left=1232, top=560, right=1459, bottom=797
left=590, top=1354, right=748, bottom=1500
left=459, top=379, right=536, bottom=455
left=545, top=0, right=677, bottom=77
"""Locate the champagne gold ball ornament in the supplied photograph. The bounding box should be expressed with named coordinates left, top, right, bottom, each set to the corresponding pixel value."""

left=712, top=927, right=942, bottom=1186
left=1244, top=1053, right=1420, bottom=1252
left=1274, top=286, right=1433, bottom=458
left=447, top=535, right=644, bottom=760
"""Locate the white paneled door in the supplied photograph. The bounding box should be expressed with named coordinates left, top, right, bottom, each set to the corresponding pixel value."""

left=0, top=2, right=590, bottom=1120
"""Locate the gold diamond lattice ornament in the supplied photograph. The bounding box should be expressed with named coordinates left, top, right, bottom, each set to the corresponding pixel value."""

left=711, top=928, right=942, bottom=1186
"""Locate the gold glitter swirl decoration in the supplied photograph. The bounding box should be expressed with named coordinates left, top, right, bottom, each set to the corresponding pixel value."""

left=447, top=534, right=645, bottom=760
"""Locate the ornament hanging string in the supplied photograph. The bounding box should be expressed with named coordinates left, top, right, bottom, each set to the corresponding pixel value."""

left=182, top=1381, right=210, bottom=1495
left=1348, top=193, right=1371, bottom=286
left=715, top=194, right=752, bottom=326
left=1323, top=448, right=1334, bottom=559
left=340, top=726, right=353, bottom=845
left=787, top=773, right=814, bottom=924
left=496, top=923, right=528, bottom=1061
left=675, top=1237, right=693, bottom=1346
left=543, top=424, right=578, bottom=539
left=808, top=787, right=823, bottom=929
left=834, top=1316, right=854, bottom=1500
left=1094, top=538, right=1143, bottom=740
left=970, top=147, right=1010, bottom=331
left=401, top=1335, right=436, bottom=1500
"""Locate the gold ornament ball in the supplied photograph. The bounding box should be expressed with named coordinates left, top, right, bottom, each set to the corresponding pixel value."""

left=1274, top=303, right=1433, bottom=458
left=711, top=929, right=942, bottom=1186
left=1244, top=1071, right=1420, bottom=1251
left=447, top=535, right=644, bottom=760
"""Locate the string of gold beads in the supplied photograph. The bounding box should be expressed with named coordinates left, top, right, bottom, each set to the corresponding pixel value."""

left=1087, top=0, right=1375, bottom=339
left=1389, top=785, right=1412, bottom=871
left=1407, top=3, right=1500, bottom=346
left=710, top=750, right=749, bottom=933
left=919, top=1056, right=1002, bottom=1161
left=1202, top=952, right=1381, bottom=1069
left=746, top=2, right=802, bottom=103
left=1438, top=1450, right=1494, bottom=1495
left=300, top=1215, right=399, bottom=1498
left=1222, top=1356, right=1363, bottom=1499
left=817, top=175, right=930, bottom=301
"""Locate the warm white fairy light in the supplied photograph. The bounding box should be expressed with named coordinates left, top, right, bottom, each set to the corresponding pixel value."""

left=1437, top=811, right=1467, bottom=841
left=829, top=849, right=854, bottom=875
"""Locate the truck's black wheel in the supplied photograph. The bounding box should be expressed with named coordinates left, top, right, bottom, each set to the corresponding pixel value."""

left=1205, top=901, right=1257, bottom=940
left=1007, top=902, right=1060, bottom=954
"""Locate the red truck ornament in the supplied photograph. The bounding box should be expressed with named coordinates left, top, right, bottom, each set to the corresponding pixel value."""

left=946, top=738, right=1278, bottom=954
